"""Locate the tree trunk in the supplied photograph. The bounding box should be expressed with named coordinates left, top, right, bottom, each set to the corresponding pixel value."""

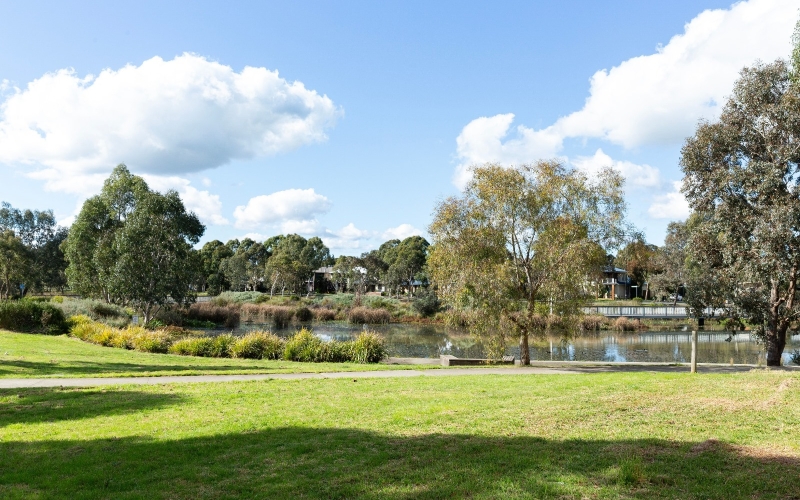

left=764, top=327, right=787, bottom=366
left=519, top=332, right=530, bottom=365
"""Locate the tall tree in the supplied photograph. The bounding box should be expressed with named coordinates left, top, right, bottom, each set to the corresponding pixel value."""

left=681, top=57, right=800, bottom=366
left=384, top=236, right=429, bottom=298
left=648, top=222, right=689, bottom=305
left=63, top=165, right=204, bottom=321
left=615, top=239, right=658, bottom=299
left=0, top=231, right=31, bottom=299
left=428, top=161, right=628, bottom=364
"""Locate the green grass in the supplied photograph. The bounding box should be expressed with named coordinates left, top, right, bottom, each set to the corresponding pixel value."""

left=0, top=330, right=427, bottom=378
left=0, top=371, right=797, bottom=499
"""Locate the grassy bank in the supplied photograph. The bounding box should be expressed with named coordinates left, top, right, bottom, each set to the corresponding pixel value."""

left=0, top=371, right=797, bottom=499
left=0, top=331, right=423, bottom=378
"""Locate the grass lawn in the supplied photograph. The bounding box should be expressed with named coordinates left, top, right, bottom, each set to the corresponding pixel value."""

left=0, top=371, right=798, bottom=499
left=0, top=331, right=429, bottom=378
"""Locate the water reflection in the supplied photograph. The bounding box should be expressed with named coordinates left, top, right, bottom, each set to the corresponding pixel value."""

left=234, top=322, right=800, bottom=365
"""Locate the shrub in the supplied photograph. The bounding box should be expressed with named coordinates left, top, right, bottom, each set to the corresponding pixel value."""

left=294, top=306, right=313, bottom=322
left=721, top=317, right=745, bottom=331
left=312, top=308, right=336, bottom=321
left=411, top=289, right=440, bottom=317
left=284, top=328, right=324, bottom=362
left=53, top=298, right=129, bottom=325
left=632, top=297, right=643, bottom=304
left=51, top=295, right=64, bottom=304
left=187, top=302, right=240, bottom=328
left=184, top=318, right=216, bottom=328
left=254, top=294, right=271, bottom=304
left=214, top=291, right=264, bottom=304
left=790, top=349, right=800, bottom=366
left=169, top=337, right=216, bottom=357
left=348, top=306, right=391, bottom=324
left=580, top=315, right=608, bottom=331
left=350, top=331, right=388, bottom=363
left=269, top=306, right=295, bottom=328
left=0, top=300, right=68, bottom=334
left=231, top=331, right=285, bottom=359
left=316, top=340, right=352, bottom=362
left=614, top=316, right=640, bottom=332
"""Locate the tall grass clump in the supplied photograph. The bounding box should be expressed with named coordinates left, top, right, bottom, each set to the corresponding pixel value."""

left=0, top=300, right=68, bottom=334
left=283, top=328, right=324, bottom=362
left=580, top=314, right=609, bottom=331
left=350, top=331, right=388, bottom=363
left=348, top=306, right=391, bottom=324
left=231, top=331, right=285, bottom=360
left=168, top=334, right=236, bottom=357
left=312, top=308, right=336, bottom=321
left=614, top=316, right=642, bottom=332
left=187, top=302, right=240, bottom=328
left=69, top=318, right=179, bottom=353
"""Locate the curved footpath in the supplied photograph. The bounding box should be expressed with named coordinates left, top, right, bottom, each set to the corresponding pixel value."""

left=0, top=362, right=797, bottom=389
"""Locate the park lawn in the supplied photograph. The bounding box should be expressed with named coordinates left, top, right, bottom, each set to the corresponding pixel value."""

left=0, top=371, right=798, bottom=499
left=0, top=330, right=431, bottom=378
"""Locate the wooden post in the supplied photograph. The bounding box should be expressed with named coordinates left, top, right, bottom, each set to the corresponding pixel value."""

left=691, top=330, right=698, bottom=373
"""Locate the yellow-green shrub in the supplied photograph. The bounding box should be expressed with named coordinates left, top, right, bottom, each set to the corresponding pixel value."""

left=231, top=331, right=285, bottom=359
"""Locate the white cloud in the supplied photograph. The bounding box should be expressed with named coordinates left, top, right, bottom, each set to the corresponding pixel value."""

left=233, top=188, right=331, bottom=230
left=648, top=181, right=691, bottom=219
left=453, top=114, right=562, bottom=189
left=571, top=149, right=660, bottom=188
left=143, top=175, right=229, bottom=225
left=454, top=0, right=796, bottom=187
left=0, top=53, right=341, bottom=193
left=321, top=223, right=376, bottom=253
left=382, top=223, right=424, bottom=241
left=281, top=219, right=322, bottom=235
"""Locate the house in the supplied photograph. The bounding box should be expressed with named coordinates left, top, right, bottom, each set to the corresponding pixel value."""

left=600, top=266, right=631, bottom=300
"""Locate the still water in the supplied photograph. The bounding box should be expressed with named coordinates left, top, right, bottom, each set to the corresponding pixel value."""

left=235, top=322, right=800, bottom=365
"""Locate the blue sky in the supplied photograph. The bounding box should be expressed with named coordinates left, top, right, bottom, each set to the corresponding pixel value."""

left=0, top=0, right=796, bottom=255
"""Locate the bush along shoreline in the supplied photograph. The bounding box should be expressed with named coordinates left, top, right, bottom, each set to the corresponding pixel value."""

left=66, top=316, right=388, bottom=363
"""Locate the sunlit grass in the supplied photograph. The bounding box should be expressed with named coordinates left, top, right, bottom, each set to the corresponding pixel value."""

left=0, top=371, right=798, bottom=498
left=0, top=330, right=428, bottom=378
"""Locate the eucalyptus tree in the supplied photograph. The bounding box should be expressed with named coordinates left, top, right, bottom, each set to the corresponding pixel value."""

left=63, top=165, right=204, bottom=322
left=428, top=161, right=628, bottom=364
left=681, top=57, right=800, bottom=365
left=0, top=230, right=31, bottom=299
left=615, top=238, right=658, bottom=299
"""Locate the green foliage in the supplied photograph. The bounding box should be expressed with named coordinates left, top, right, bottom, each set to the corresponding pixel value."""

left=350, top=331, right=389, bottom=363
left=62, top=165, right=205, bottom=323
left=429, top=161, right=628, bottom=364
left=52, top=298, right=130, bottom=325
left=721, top=317, right=745, bottom=332
left=283, top=328, right=325, bottom=362
left=0, top=300, right=68, bottom=334
left=680, top=59, right=800, bottom=365
left=411, top=288, right=440, bottom=317
left=617, top=456, right=646, bottom=487
left=168, top=335, right=235, bottom=357
left=214, top=291, right=263, bottom=304
left=69, top=319, right=179, bottom=353
left=294, top=306, right=313, bottom=322
left=187, top=302, right=240, bottom=328
left=231, top=331, right=285, bottom=360
left=183, top=318, right=216, bottom=329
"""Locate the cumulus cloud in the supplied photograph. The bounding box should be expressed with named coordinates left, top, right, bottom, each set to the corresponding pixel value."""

left=321, top=223, right=376, bottom=252
left=648, top=181, right=691, bottom=219
left=454, top=0, right=795, bottom=187
left=0, top=53, right=341, bottom=192
left=233, top=188, right=331, bottom=230
left=382, top=223, right=424, bottom=241
left=143, top=175, right=229, bottom=225
left=571, top=149, right=660, bottom=188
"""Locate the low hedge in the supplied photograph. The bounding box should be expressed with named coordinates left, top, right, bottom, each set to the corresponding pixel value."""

left=0, top=300, right=69, bottom=334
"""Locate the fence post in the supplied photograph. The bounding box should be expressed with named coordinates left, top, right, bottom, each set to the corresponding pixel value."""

left=691, top=330, right=698, bottom=373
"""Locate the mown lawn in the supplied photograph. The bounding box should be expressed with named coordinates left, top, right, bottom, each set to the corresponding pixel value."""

left=0, top=331, right=428, bottom=378
left=0, top=371, right=798, bottom=499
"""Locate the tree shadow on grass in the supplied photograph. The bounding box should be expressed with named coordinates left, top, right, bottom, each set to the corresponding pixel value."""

left=0, top=358, right=282, bottom=377
left=0, top=426, right=797, bottom=499
left=0, top=388, right=186, bottom=426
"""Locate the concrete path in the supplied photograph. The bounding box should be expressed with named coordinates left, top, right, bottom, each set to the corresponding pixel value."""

left=0, top=362, right=796, bottom=389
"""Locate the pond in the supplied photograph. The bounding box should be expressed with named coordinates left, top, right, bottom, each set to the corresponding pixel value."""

left=233, top=322, right=800, bottom=365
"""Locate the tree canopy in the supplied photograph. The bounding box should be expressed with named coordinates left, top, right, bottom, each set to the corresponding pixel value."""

left=63, top=165, right=205, bottom=322
left=428, top=161, right=629, bottom=364
left=681, top=58, right=800, bottom=365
